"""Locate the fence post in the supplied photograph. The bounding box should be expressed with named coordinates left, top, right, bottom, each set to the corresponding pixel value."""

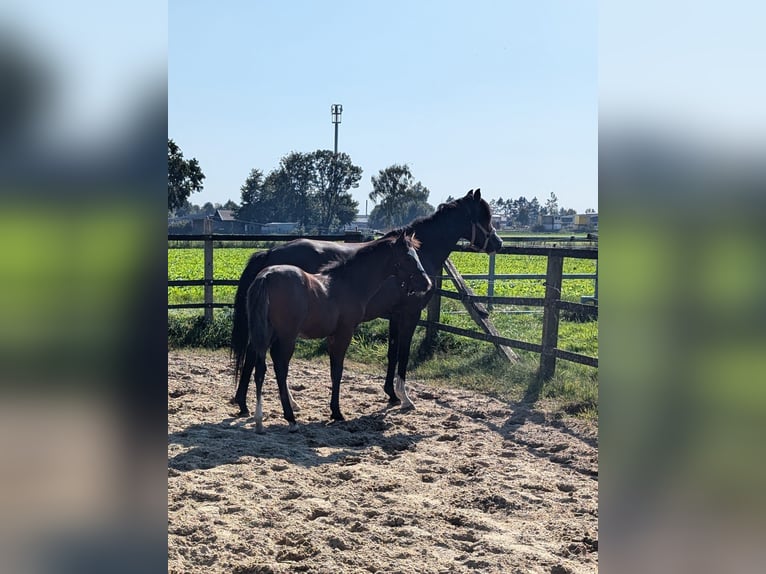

left=593, top=259, right=598, bottom=302
left=204, top=218, right=214, bottom=323
left=424, top=266, right=443, bottom=349
left=487, top=252, right=496, bottom=312
left=539, top=254, right=564, bottom=380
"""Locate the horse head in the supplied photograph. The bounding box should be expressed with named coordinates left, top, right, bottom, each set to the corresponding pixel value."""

left=392, top=232, right=432, bottom=295
left=460, top=188, right=503, bottom=254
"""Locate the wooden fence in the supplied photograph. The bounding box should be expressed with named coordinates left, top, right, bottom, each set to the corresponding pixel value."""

left=168, top=232, right=598, bottom=380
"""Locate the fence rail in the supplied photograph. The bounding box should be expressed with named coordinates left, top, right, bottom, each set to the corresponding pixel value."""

left=168, top=232, right=598, bottom=378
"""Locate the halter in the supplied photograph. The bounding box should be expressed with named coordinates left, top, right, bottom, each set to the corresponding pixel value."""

left=470, top=221, right=494, bottom=252
left=394, top=246, right=431, bottom=293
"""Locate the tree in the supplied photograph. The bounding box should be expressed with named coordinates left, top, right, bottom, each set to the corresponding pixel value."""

left=223, top=199, right=239, bottom=211
left=201, top=202, right=218, bottom=217
left=237, top=168, right=268, bottom=222
left=277, top=152, right=315, bottom=229
left=236, top=150, right=361, bottom=230
left=173, top=199, right=194, bottom=217
left=369, top=164, right=433, bottom=229
left=329, top=193, right=360, bottom=231
left=310, top=150, right=361, bottom=230
left=529, top=197, right=541, bottom=225
left=514, top=196, right=530, bottom=227
left=168, top=139, right=205, bottom=212
left=544, top=192, right=559, bottom=216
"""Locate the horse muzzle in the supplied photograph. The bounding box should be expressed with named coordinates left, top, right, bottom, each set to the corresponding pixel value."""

left=403, top=274, right=432, bottom=295
left=486, top=233, right=503, bottom=254
left=470, top=222, right=503, bottom=254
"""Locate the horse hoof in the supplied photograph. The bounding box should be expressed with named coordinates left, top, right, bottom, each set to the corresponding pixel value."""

left=255, top=422, right=265, bottom=434
left=400, top=402, right=416, bottom=412
left=387, top=396, right=401, bottom=406
left=234, top=409, right=250, bottom=418
left=288, top=422, right=300, bottom=433
left=330, top=413, right=345, bottom=422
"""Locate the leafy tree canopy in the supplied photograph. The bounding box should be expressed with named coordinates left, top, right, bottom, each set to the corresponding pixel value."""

left=236, top=150, right=361, bottom=231
left=490, top=195, right=593, bottom=228
left=544, top=191, right=559, bottom=216
left=368, top=164, right=433, bottom=230
left=168, top=139, right=205, bottom=213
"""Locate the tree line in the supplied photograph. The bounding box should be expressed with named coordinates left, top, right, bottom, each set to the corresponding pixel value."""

left=487, top=193, right=594, bottom=230
left=168, top=139, right=433, bottom=232
left=168, top=139, right=592, bottom=232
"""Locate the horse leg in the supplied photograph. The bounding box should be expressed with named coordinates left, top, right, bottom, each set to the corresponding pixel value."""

left=383, top=318, right=401, bottom=405
left=328, top=331, right=353, bottom=421
left=270, top=338, right=299, bottom=432
left=253, top=354, right=267, bottom=434
left=286, top=386, right=301, bottom=412
left=393, top=316, right=419, bottom=411
left=231, top=349, right=256, bottom=416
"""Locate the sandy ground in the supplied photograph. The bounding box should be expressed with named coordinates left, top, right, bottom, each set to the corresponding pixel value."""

left=168, top=349, right=598, bottom=573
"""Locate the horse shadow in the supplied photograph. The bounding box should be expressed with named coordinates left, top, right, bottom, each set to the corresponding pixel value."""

left=168, top=410, right=429, bottom=472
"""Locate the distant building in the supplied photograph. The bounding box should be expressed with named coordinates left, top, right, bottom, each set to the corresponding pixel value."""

left=575, top=213, right=598, bottom=231
left=168, top=209, right=258, bottom=234
left=491, top=214, right=511, bottom=229
left=343, top=215, right=369, bottom=232
left=539, top=215, right=562, bottom=231
left=538, top=213, right=597, bottom=232
left=211, top=209, right=255, bottom=233
left=559, top=214, right=575, bottom=229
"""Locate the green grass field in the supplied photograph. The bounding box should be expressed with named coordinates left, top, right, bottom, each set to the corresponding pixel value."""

left=168, top=244, right=598, bottom=416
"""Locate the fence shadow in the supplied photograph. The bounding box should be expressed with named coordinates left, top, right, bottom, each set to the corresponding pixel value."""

left=523, top=373, right=544, bottom=403
left=497, top=405, right=599, bottom=479
left=421, top=391, right=598, bottom=479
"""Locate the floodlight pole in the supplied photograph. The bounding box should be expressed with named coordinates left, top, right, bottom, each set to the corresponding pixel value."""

left=331, top=104, right=343, bottom=154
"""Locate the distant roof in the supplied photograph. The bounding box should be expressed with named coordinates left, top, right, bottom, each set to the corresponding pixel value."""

left=216, top=209, right=236, bottom=221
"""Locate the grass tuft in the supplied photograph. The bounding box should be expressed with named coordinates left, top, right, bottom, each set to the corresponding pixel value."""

left=168, top=310, right=233, bottom=349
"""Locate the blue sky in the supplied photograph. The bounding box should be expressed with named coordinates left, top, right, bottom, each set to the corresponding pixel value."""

left=169, top=0, right=597, bottom=213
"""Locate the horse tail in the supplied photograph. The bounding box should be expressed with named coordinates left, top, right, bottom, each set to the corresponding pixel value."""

left=231, top=251, right=270, bottom=386
left=246, top=274, right=273, bottom=360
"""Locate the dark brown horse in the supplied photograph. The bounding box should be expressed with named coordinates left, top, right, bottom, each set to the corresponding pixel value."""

left=246, top=232, right=431, bottom=432
left=232, top=188, right=502, bottom=416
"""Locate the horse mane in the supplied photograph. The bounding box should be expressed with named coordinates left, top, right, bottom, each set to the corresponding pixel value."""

left=318, top=232, right=419, bottom=274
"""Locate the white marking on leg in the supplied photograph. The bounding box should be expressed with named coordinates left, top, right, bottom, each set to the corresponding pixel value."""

left=288, top=422, right=300, bottom=433
left=287, top=387, right=301, bottom=412
left=394, top=375, right=416, bottom=410
left=393, top=375, right=404, bottom=400
left=255, top=396, right=264, bottom=434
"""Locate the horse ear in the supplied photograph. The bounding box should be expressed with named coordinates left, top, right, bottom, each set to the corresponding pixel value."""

left=465, top=189, right=474, bottom=199
left=474, top=188, right=481, bottom=201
